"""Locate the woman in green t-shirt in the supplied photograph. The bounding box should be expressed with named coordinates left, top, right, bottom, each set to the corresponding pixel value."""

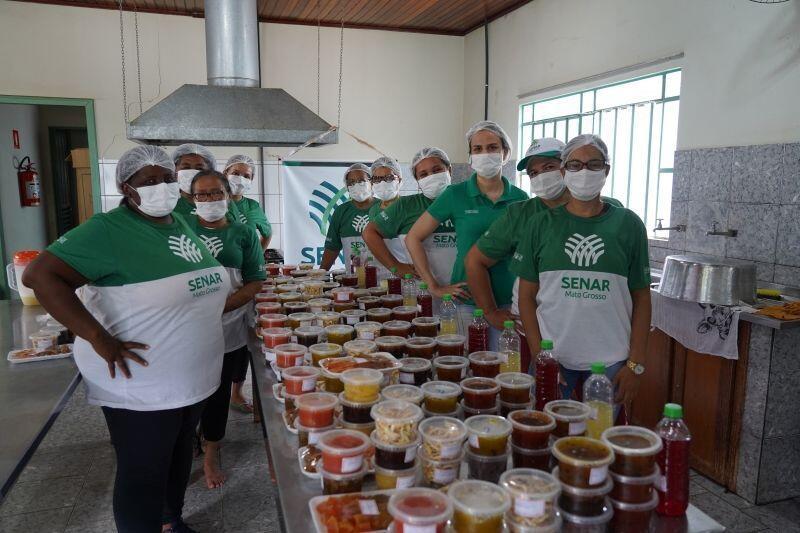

left=222, top=154, right=273, bottom=250
left=172, top=143, right=216, bottom=218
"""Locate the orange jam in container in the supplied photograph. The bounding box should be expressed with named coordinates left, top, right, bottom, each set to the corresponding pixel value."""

left=376, top=335, right=406, bottom=358
left=601, top=426, right=662, bottom=477
left=405, top=337, right=437, bottom=360
left=496, top=372, right=534, bottom=403
left=317, top=429, right=371, bottom=474
left=388, top=488, right=453, bottom=533
left=436, top=334, right=465, bottom=356
left=367, top=307, right=393, bottom=323
left=274, top=343, right=307, bottom=369
left=544, top=400, right=591, bottom=438
left=434, top=356, right=469, bottom=382
left=259, top=313, right=287, bottom=329
left=296, top=392, right=338, bottom=428
left=281, top=366, right=320, bottom=395
left=508, top=409, right=556, bottom=450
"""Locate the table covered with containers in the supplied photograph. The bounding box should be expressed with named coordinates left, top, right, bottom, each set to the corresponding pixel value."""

left=249, top=262, right=725, bottom=533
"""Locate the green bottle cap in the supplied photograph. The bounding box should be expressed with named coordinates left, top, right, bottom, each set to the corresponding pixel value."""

left=503, top=320, right=515, bottom=328
left=419, top=282, right=428, bottom=289
left=473, top=309, right=484, bottom=317
left=404, top=273, right=413, bottom=279
left=590, top=362, right=606, bottom=374
left=663, top=403, right=683, bottom=419
left=391, top=266, right=397, bottom=273
left=367, top=256, right=374, bottom=261
left=443, top=294, right=452, bottom=301
left=540, top=339, right=553, bottom=350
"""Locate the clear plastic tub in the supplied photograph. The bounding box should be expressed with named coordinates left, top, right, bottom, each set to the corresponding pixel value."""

left=325, top=324, right=355, bottom=345
left=609, top=492, right=658, bottom=532
left=375, top=464, right=419, bottom=490
left=367, top=307, right=393, bottom=323
left=371, top=400, right=424, bottom=445
left=388, top=488, right=453, bottom=533
left=320, top=464, right=366, bottom=495
left=354, top=321, right=383, bottom=340
left=371, top=430, right=421, bottom=469
left=381, top=384, right=424, bottom=405
left=284, top=301, right=310, bottom=315
left=504, top=513, right=562, bottom=533
left=601, top=426, right=663, bottom=476
left=468, top=351, right=504, bottom=378
left=255, top=302, right=281, bottom=316
left=29, top=331, right=56, bottom=352
left=314, top=311, right=341, bottom=327
left=558, top=498, right=613, bottom=533
left=510, top=443, right=552, bottom=471
left=380, top=294, right=404, bottom=309
left=496, top=372, right=534, bottom=403
left=294, top=325, right=324, bottom=347
left=382, top=320, right=413, bottom=338
left=280, top=264, right=297, bottom=276
left=261, top=327, right=292, bottom=351
left=341, top=309, right=367, bottom=325
left=461, top=377, right=500, bottom=410
left=499, top=468, right=561, bottom=527
left=296, top=392, right=338, bottom=428
left=356, top=295, right=382, bottom=310
left=552, top=466, right=613, bottom=516
left=412, top=316, right=440, bottom=338
left=461, top=400, right=499, bottom=419
left=281, top=366, right=320, bottom=395
left=421, top=404, right=459, bottom=419
left=258, top=313, right=287, bottom=329
left=301, top=280, right=325, bottom=297
left=295, top=420, right=334, bottom=448
left=449, top=479, right=511, bottom=533
left=332, top=302, right=357, bottom=314
left=307, top=298, right=332, bottom=313
left=278, top=291, right=304, bottom=304
left=552, top=437, right=614, bottom=488
left=405, top=337, right=437, bottom=360
left=421, top=381, right=462, bottom=414
left=255, top=291, right=278, bottom=303
left=341, top=368, right=383, bottom=402
left=309, top=343, right=343, bottom=367
left=287, top=311, right=316, bottom=329
left=433, top=355, right=469, bottom=382
left=338, top=392, right=379, bottom=424
left=392, top=305, right=418, bottom=322
left=418, top=447, right=463, bottom=489
left=316, top=429, right=371, bottom=474
left=508, top=410, right=556, bottom=450
left=274, top=343, right=307, bottom=369
left=436, top=334, right=466, bottom=356
left=465, top=415, right=513, bottom=456
left=376, top=335, right=407, bottom=358
left=342, top=339, right=378, bottom=357
left=501, top=400, right=533, bottom=417
left=399, top=357, right=432, bottom=386
left=339, top=419, right=375, bottom=438
left=330, top=286, right=355, bottom=303
left=609, top=465, right=659, bottom=504
left=544, top=400, right=591, bottom=437
left=319, top=356, right=356, bottom=393
left=465, top=444, right=509, bottom=483
left=419, top=416, right=467, bottom=461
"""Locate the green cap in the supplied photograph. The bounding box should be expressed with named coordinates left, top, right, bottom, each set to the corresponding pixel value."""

left=404, top=274, right=413, bottom=279
left=590, top=362, right=606, bottom=374
left=443, top=294, right=452, bottom=301
left=391, top=266, right=397, bottom=273
left=540, top=339, right=553, bottom=350
left=663, top=403, right=683, bottom=419
left=419, top=282, right=428, bottom=290
left=473, top=309, right=484, bottom=317
left=503, top=320, right=515, bottom=328
left=367, top=256, right=374, bottom=261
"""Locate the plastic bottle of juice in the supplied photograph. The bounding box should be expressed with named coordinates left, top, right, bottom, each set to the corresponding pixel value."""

left=439, top=294, right=459, bottom=334
left=656, top=403, right=692, bottom=516
left=498, top=320, right=521, bottom=373
left=364, top=256, right=377, bottom=288
left=402, top=274, right=417, bottom=307
left=468, top=309, right=489, bottom=353
left=387, top=266, right=402, bottom=295
left=417, top=282, right=433, bottom=317
left=534, top=339, right=559, bottom=411
left=583, top=362, right=614, bottom=439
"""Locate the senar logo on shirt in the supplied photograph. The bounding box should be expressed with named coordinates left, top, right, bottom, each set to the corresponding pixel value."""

left=352, top=214, right=370, bottom=232
left=564, top=233, right=605, bottom=267
left=199, top=235, right=224, bottom=258
left=188, top=271, right=224, bottom=297
left=168, top=234, right=204, bottom=263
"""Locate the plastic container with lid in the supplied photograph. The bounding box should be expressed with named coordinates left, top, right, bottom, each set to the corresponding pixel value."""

left=369, top=285, right=388, bottom=297
left=465, top=415, right=513, bottom=456
left=255, top=291, right=278, bottom=303
left=356, top=295, right=382, bottom=311
left=460, top=377, right=500, bottom=410
left=421, top=381, right=461, bottom=414
left=261, top=327, right=292, bottom=351
left=465, top=444, right=509, bottom=484
left=341, top=309, right=367, bottom=325
left=500, top=468, right=561, bottom=528
left=309, top=343, right=343, bottom=367
left=435, top=334, right=465, bottom=356
left=508, top=410, right=556, bottom=450
left=296, top=392, right=338, bottom=428
left=376, top=335, right=407, bottom=358
left=609, top=492, right=658, bottom=532
left=419, top=416, right=467, bottom=461
left=418, top=447, right=463, bottom=489
left=461, top=400, right=499, bottom=419
left=601, top=425, right=663, bottom=477
left=332, top=301, right=358, bottom=314
left=316, top=429, right=371, bottom=474
left=468, top=351, right=504, bottom=379
left=353, top=321, right=383, bottom=340
left=501, top=400, right=533, bottom=417
left=510, top=443, right=552, bottom=470
left=301, top=279, right=324, bottom=297
left=504, top=513, right=562, bottom=533
left=29, top=331, right=57, bottom=352
left=338, top=391, right=379, bottom=424
left=412, top=316, right=440, bottom=338
left=294, top=325, right=324, bottom=347
left=320, top=464, right=366, bottom=495
left=330, top=286, right=355, bottom=303
left=375, top=464, right=419, bottom=490
left=287, top=312, right=316, bottom=330
left=434, top=355, right=469, bottom=382
left=382, top=320, right=413, bottom=338
left=544, top=400, right=591, bottom=437
left=609, top=465, right=660, bottom=504
left=399, top=357, right=432, bottom=386
left=552, top=437, right=615, bottom=488
left=314, top=311, right=341, bottom=328
left=281, top=366, right=320, bottom=395
left=371, top=430, right=420, bottom=470
left=371, top=400, right=424, bottom=445
left=553, top=466, right=613, bottom=516
left=280, top=264, right=297, bottom=276
left=324, top=324, right=355, bottom=346
left=367, top=307, right=393, bottom=323
left=274, top=343, right=307, bottom=369
left=307, top=298, right=332, bottom=313
left=449, top=479, right=511, bottom=533
left=405, top=337, right=437, bottom=360
left=342, top=339, right=378, bottom=357
left=388, top=488, right=453, bottom=533
left=391, top=305, right=418, bottom=323
left=278, top=292, right=304, bottom=305
left=273, top=275, right=294, bottom=285
left=496, top=372, right=534, bottom=404
left=341, top=368, right=383, bottom=403
left=558, top=498, right=614, bottom=533
left=255, top=302, right=281, bottom=316
left=381, top=384, right=424, bottom=405
left=339, top=419, right=375, bottom=438
left=380, top=293, right=404, bottom=309
left=295, top=420, right=334, bottom=448
left=421, top=403, right=458, bottom=419
left=258, top=313, right=287, bottom=329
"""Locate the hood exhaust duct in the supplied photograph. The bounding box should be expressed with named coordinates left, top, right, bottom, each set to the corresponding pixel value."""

left=127, top=0, right=337, bottom=147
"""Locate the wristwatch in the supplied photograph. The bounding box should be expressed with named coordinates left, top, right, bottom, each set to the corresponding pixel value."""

left=627, top=360, right=645, bottom=375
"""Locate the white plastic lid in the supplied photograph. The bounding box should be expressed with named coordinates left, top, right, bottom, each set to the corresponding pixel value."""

left=507, top=410, right=556, bottom=433
left=468, top=351, right=504, bottom=366
left=376, top=335, right=407, bottom=346
left=295, top=392, right=338, bottom=413
left=324, top=324, right=355, bottom=335
left=342, top=340, right=378, bottom=355
left=436, top=334, right=466, bottom=345
left=295, top=325, right=324, bottom=336
left=601, top=426, right=663, bottom=457
left=499, top=468, right=561, bottom=502
left=434, top=356, right=468, bottom=369
left=316, top=429, right=371, bottom=457
left=421, top=381, right=462, bottom=399
left=381, top=384, right=424, bottom=405
left=388, top=488, right=453, bottom=526
left=465, top=415, right=513, bottom=439
left=496, top=372, right=535, bottom=389
left=460, top=377, right=500, bottom=394
left=261, top=327, right=292, bottom=338
left=400, top=357, right=432, bottom=373
left=370, top=400, right=424, bottom=426
left=406, top=337, right=437, bottom=347
left=340, top=368, right=383, bottom=387
left=448, top=480, right=511, bottom=517
left=419, top=416, right=467, bottom=445
left=551, top=437, right=614, bottom=468
left=288, top=312, right=316, bottom=322
left=383, top=320, right=412, bottom=330
left=274, top=343, right=307, bottom=356
left=309, top=343, right=343, bottom=356
left=281, top=366, right=320, bottom=381
left=544, top=400, right=591, bottom=421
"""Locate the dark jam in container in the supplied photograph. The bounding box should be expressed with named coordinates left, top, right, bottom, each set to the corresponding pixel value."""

left=510, top=444, right=551, bottom=470
left=399, top=358, right=432, bottom=387
left=508, top=410, right=554, bottom=449
left=460, top=378, right=500, bottom=410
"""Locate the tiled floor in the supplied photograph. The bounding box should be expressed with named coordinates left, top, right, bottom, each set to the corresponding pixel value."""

left=1, top=379, right=799, bottom=533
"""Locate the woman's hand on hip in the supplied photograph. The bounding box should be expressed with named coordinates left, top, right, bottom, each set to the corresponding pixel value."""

left=93, top=336, right=149, bottom=379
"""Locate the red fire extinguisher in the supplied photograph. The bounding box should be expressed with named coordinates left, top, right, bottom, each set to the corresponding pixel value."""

left=14, top=156, right=41, bottom=207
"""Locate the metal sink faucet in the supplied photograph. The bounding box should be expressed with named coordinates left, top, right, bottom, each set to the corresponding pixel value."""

left=706, top=220, right=738, bottom=237
left=653, top=218, right=686, bottom=232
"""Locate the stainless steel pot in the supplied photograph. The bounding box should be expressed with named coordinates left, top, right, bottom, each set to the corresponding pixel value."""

left=657, top=254, right=757, bottom=305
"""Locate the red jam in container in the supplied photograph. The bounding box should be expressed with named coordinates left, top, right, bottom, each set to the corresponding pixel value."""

left=296, top=392, right=338, bottom=428
left=609, top=492, right=658, bottom=532
left=412, top=316, right=440, bottom=338
left=259, top=313, right=288, bottom=329
left=281, top=366, right=320, bottom=395
left=460, top=377, right=500, bottom=410
left=434, top=356, right=469, bottom=382
left=544, top=400, right=591, bottom=438
left=405, top=337, right=437, bottom=360
left=552, top=437, right=615, bottom=488
left=255, top=292, right=278, bottom=303
left=380, top=294, right=404, bottom=309
left=274, top=343, right=307, bottom=369
left=317, top=428, right=372, bottom=474
left=436, top=334, right=465, bottom=356
left=388, top=488, right=453, bottom=533
left=601, top=425, right=663, bottom=477
left=382, top=320, right=413, bottom=338
left=508, top=409, right=556, bottom=450
left=255, top=301, right=281, bottom=315
left=468, top=351, right=503, bottom=378
left=367, top=307, right=393, bottom=323
left=496, top=372, right=534, bottom=404
left=262, top=327, right=292, bottom=350
left=392, top=305, right=418, bottom=322
left=609, top=465, right=660, bottom=504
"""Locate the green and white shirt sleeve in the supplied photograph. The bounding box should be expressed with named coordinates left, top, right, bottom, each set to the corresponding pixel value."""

left=48, top=206, right=230, bottom=411
left=511, top=205, right=651, bottom=371
left=234, top=197, right=272, bottom=240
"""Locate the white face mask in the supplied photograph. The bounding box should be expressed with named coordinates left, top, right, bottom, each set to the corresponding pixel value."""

left=418, top=171, right=450, bottom=199
left=530, top=170, right=566, bottom=200
left=131, top=182, right=180, bottom=217
left=347, top=182, right=373, bottom=202
left=227, top=174, right=251, bottom=196
left=470, top=153, right=504, bottom=178
left=564, top=168, right=607, bottom=201
left=195, top=199, right=228, bottom=222
left=177, top=169, right=200, bottom=194
left=372, top=180, right=400, bottom=201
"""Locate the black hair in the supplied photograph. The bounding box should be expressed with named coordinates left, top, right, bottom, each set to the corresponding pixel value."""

left=190, top=169, right=231, bottom=195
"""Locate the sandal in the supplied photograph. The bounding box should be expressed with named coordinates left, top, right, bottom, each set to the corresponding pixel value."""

left=230, top=400, right=254, bottom=413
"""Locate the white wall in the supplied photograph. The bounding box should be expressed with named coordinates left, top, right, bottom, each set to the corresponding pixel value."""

left=464, top=0, right=800, bottom=153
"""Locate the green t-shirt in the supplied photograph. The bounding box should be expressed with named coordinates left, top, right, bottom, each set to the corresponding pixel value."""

left=173, top=196, right=196, bottom=219
left=510, top=204, right=650, bottom=370
left=47, top=206, right=229, bottom=410
left=427, top=174, right=528, bottom=305
left=325, top=199, right=379, bottom=271
left=232, top=197, right=272, bottom=240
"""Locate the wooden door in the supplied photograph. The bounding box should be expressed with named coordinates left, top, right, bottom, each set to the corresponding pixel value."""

left=628, top=327, right=675, bottom=429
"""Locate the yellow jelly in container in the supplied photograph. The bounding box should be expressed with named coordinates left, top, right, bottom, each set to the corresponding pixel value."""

left=449, top=479, right=511, bottom=533
left=341, top=368, right=383, bottom=403
left=465, top=415, right=513, bottom=457
left=420, top=380, right=461, bottom=415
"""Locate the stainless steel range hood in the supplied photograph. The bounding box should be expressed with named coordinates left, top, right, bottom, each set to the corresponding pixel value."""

left=127, top=0, right=337, bottom=147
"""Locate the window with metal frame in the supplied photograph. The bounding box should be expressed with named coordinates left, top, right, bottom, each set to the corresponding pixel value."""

left=519, top=69, right=681, bottom=236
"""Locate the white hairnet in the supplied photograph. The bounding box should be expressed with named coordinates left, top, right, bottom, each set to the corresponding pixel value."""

left=344, top=163, right=371, bottom=182
left=171, top=143, right=216, bottom=170
left=465, top=120, right=512, bottom=157
left=370, top=157, right=402, bottom=179
left=410, top=147, right=451, bottom=178
left=223, top=154, right=256, bottom=175
left=116, top=145, right=175, bottom=193
left=561, top=134, right=610, bottom=165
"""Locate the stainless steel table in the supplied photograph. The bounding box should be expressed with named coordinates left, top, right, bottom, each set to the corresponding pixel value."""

left=249, top=337, right=725, bottom=533
left=0, top=301, right=81, bottom=500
